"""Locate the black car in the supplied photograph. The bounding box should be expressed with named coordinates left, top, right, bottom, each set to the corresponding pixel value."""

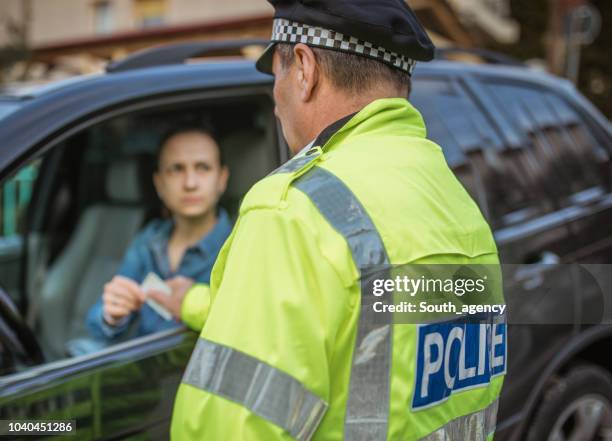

left=0, top=42, right=611, bottom=440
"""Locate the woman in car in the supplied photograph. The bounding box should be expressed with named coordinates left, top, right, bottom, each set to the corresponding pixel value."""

left=81, top=125, right=231, bottom=351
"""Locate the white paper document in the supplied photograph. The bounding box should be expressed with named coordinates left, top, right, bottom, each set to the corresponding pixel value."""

left=141, top=272, right=172, bottom=321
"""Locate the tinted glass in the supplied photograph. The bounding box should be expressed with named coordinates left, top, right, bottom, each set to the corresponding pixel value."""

left=412, top=77, right=544, bottom=226
left=484, top=81, right=606, bottom=204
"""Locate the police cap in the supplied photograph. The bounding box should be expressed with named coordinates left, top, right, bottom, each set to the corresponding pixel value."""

left=256, top=0, right=435, bottom=76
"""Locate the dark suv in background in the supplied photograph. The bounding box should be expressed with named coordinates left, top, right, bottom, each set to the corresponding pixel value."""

left=0, top=42, right=611, bottom=440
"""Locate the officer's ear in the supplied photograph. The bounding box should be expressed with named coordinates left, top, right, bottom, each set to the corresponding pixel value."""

left=293, top=43, right=319, bottom=103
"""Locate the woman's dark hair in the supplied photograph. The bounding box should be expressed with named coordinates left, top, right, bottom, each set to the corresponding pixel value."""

left=156, top=123, right=224, bottom=170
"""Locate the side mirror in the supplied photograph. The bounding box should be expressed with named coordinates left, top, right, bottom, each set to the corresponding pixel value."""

left=0, top=287, right=44, bottom=367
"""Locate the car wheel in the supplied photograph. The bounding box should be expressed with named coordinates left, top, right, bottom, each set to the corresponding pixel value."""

left=527, top=365, right=612, bottom=441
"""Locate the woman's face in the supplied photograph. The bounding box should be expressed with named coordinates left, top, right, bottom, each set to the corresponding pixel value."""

left=154, top=131, right=228, bottom=221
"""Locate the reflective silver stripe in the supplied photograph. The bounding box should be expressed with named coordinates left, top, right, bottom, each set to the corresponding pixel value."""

left=182, top=338, right=328, bottom=441
left=293, top=167, right=389, bottom=269
left=419, top=399, right=499, bottom=441
left=294, top=166, right=392, bottom=441
left=270, top=151, right=320, bottom=175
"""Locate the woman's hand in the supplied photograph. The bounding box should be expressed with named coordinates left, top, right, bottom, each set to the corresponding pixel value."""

left=102, top=276, right=145, bottom=326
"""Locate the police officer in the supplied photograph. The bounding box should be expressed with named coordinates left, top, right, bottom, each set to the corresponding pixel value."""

left=170, top=1, right=506, bottom=439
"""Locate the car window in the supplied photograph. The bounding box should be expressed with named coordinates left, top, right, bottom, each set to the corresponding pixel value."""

left=0, top=93, right=277, bottom=375
left=0, top=161, right=40, bottom=305
left=483, top=81, right=608, bottom=206
left=411, top=77, right=548, bottom=227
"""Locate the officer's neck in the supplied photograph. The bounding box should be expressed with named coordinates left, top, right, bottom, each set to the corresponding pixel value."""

left=300, top=84, right=403, bottom=150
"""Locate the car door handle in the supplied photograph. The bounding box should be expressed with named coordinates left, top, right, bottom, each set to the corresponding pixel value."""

left=515, top=251, right=561, bottom=291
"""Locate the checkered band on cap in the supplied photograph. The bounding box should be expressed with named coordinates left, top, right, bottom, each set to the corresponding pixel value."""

left=271, top=18, right=417, bottom=75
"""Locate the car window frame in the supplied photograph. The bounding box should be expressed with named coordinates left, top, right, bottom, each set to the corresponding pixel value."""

left=462, top=74, right=604, bottom=226
left=0, top=84, right=278, bottom=372
left=461, top=73, right=612, bottom=245
left=464, top=74, right=611, bottom=148
left=477, top=76, right=611, bottom=197
left=467, top=74, right=612, bottom=157
left=0, top=326, right=194, bottom=385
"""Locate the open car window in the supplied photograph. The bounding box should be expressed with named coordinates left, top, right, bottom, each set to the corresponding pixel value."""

left=0, top=92, right=277, bottom=375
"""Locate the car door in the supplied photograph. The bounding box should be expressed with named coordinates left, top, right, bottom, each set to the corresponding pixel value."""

left=0, top=103, right=200, bottom=441
left=461, top=74, right=592, bottom=439
left=0, top=67, right=278, bottom=439
left=412, top=72, right=581, bottom=439
left=533, top=89, right=612, bottom=327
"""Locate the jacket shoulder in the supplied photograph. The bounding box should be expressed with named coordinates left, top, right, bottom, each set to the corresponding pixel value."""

left=239, top=153, right=321, bottom=214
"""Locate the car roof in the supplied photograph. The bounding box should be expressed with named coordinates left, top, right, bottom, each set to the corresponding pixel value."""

left=0, top=74, right=104, bottom=98
left=0, top=57, right=595, bottom=183
left=0, top=60, right=270, bottom=101
left=0, top=58, right=574, bottom=102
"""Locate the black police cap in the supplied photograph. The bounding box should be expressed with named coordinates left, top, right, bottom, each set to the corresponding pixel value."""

left=256, top=0, right=435, bottom=75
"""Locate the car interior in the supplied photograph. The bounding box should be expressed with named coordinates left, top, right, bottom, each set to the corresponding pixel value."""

left=0, top=94, right=279, bottom=367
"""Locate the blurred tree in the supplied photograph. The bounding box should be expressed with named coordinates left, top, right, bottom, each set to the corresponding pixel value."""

left=487, top=0, right=610, bottom=118
left=0, top=0, right=32, bottom=84
left=489, top=0, right=550, bottom=60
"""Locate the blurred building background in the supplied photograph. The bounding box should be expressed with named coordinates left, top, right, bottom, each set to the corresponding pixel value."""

left=0, top=0, right=609, bottom=116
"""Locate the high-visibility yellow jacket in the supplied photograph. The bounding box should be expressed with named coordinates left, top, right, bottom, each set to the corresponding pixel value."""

left=172, top=98, right=506, bottom=441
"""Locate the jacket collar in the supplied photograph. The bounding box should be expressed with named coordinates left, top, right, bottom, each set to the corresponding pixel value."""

left=313, top=112, right=357, bottom=148
left=311, top=98, right=426, bottom=152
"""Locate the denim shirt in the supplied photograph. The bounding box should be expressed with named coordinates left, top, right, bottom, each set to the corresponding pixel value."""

left=86, top=209, right=232, bottom=342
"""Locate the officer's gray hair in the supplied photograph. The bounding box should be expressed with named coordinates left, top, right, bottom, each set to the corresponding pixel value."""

left=276, top=44, right=411, bottom=97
